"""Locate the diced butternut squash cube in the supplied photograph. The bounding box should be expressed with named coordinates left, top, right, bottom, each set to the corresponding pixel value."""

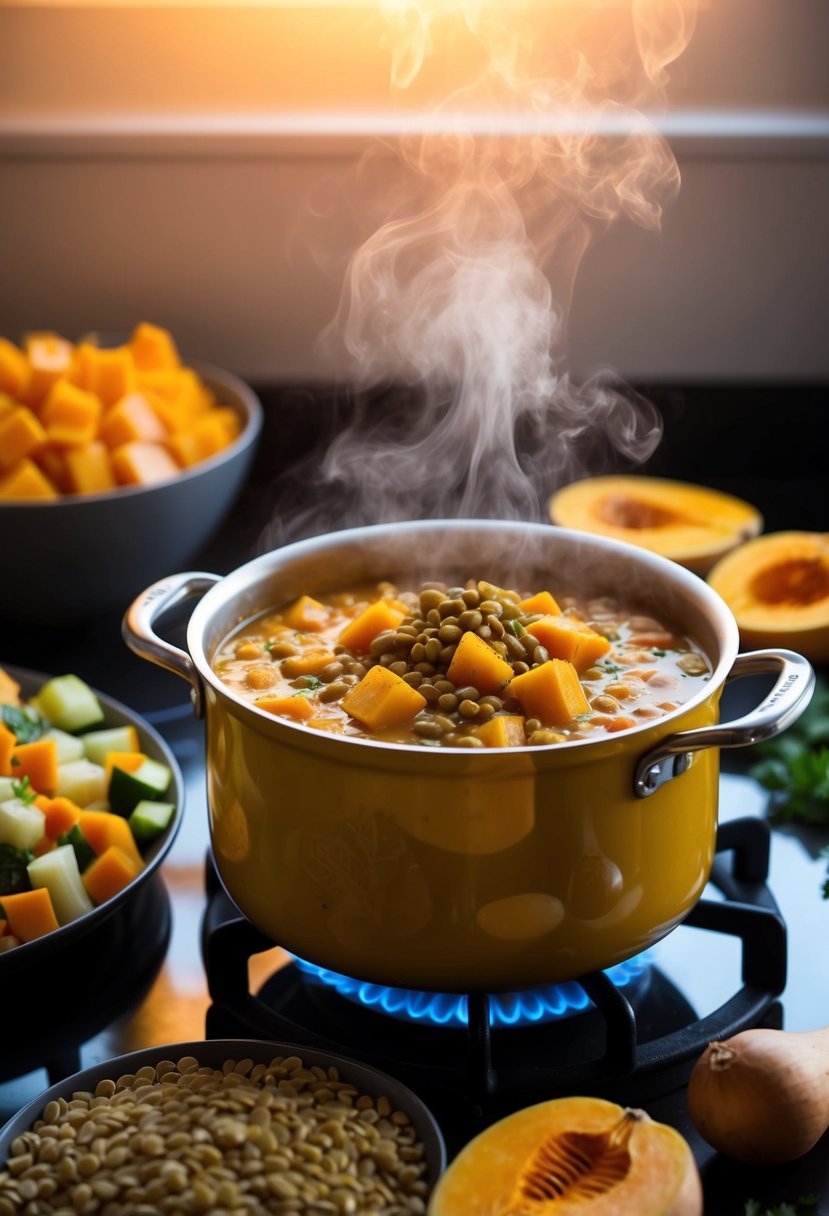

left=0, top=458, right=58, bottom=500
left=520, top=590, right=562, bottom=616
left=0, top=337, right=30, bottom=397
left=255, top=694, right=316, bottom=721
left=87, top=346, right=137, bottom=407
left=0, top=407, right=47, bottom=469
left=64, top=442, right=116, bottom=494
left=34, top=446, right=70, bottom=493
left=475, top=714, right=527, bottom=748
left=0, top=887, right=59, bottom=942
left=103, top=750, right=147, bottom=782
left=23, top=332, right=74, bottom=407
left=341, top=665, right=427, bottom=731
left=41, top=380, right=102, bottom=446
left=42, top=796, right=82, bottom=838
left=76, top=809, right=143, bottom=869
left=82, top=845, right=141, bottom=904
left=525, top=615, right=611, bottom=672
left=0, top=668, right=21, bottom=705
left=506, top=659, right=591, bottom=726
left=136, top=368, right=207, bottom=416
left=67, top=341, right=99, bottom=391
left=283, top=595, right=330, bottom=632
left=12, top=737, right=59, bottom=796
left=0, top=393, right=16, bottom=421
left=187, top=409, right=239, bottom=459
left=446, top=631, right=514, bottom=696
left=100, top=392, right=167, bottom=448
left=165, top=430, right=205, bottom=468
left=0, top=722, right=16, bottom=775
left=111, top=441, right=179, bottom=486
left=129, top=322, right=181, bottom=371
left=279, top=651, right=338, bottom=678
left=338, top=600, right=407, bottom=653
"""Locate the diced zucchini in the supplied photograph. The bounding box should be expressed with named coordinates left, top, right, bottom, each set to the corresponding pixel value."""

left=0, top=798, right=45, bottom=851
left=43, top=728, right=86, bottom=764
left=109, top=759, right=172, bottom=816
left=0, top=777, right=16, bottom=803
left=55, top=759, right=108, bottom=806
left=82, top=725, right=140, bottom=766
left=36, top=675, right=105, bottom=734
left=27, top=844, right=94, bottom=923
left=128, top=800, right=175, bottom=842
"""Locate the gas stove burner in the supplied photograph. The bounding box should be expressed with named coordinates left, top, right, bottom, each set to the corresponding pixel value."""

left=201, top=815, right=786, bottom=1130
left=292, top=952, right=651, bottom=1029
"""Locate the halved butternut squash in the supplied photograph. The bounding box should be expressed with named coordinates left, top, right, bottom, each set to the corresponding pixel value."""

left=707, top=531, right=829, bottom=663
left=427, top=1097, right=702, bottom=1216
left=549, top=475, right=762, bottom=575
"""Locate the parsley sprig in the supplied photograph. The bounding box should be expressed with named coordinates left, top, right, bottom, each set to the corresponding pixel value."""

left=744, top=1195, right=818, bottom=1216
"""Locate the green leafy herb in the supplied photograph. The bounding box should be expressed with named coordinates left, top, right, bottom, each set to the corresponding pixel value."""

left=1, top=703, right=48, bottom=744
left=748, top=674, right=829, bottom=826
left=295, top=676, right=324, bottom=691
left=600, top=662, right=622, bottom=674
left=11, top=775, right=36, bottom=805
left=652, top=648, right=667, bottom=657
left=263, top=640, right=276, bottom=653
left=57, top=824, right=97, bottom=873
left=744, top=1196, right=818, bottom=1216
left=0, top=843, right=34, bottom=896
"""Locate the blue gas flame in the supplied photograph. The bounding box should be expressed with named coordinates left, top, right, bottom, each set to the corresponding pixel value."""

left=294, top=955, right=649, bottom=1028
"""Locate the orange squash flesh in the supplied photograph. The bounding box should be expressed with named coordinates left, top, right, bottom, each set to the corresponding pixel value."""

left=0, top=887, right=60, bottom=942
left=82, top=845, right=140, bottom=904
left=341, top=665, right=427, bottom=731
left=427, top=1097, right=702, bottom=1216
left=446, top=631, right=514, bottom=696
left=549, top=475, right=763, bottom=576
left=707, top=531, right=829, bottom=663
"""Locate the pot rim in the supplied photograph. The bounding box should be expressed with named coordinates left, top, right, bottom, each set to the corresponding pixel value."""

left=186, top=518, right=740, bottom=757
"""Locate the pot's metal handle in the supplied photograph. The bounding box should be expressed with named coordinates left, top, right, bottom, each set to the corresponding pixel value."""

left=634, top=648, right=815, bottom=798
left=122, top=572, right=221, bottom=719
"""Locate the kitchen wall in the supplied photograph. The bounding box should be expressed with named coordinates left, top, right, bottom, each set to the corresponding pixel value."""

left=1, top=0, right=827, bottom=385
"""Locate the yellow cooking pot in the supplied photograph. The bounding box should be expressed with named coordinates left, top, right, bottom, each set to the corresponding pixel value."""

left=123, top=521, right=814, bottom=992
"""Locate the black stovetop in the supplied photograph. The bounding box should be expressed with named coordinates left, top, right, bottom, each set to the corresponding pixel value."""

left=1, top=381, right=827, bottom=1215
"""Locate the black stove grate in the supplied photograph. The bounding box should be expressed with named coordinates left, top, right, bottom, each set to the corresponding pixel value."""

left=201, top=815, right=785, bottom=1127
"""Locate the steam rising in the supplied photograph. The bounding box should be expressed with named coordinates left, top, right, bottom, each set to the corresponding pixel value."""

left=263, top=0, right=697, bottom=545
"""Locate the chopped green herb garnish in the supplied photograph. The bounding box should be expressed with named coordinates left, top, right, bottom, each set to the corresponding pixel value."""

left=745, top=1197, right=818, bottom=1216
left=263, top=640, right=276, bottom=653
left=1, top=703, right=48, bottom=744
left=600, top=662, right=622, bottom=674
left=295, top=676, right=324, bottom=691
left=574, top=713, right=594, bottom=722
left=10, top=755, right=20, bottom=767
left=0, top=843, right=34, bottom=896
left=58, top=824, right=97, bottom=873
left=292, top=689, right=314, bottom=699
left=10, top=775, right=36, bottom=805
left=652, top=648, right=667, bottom=657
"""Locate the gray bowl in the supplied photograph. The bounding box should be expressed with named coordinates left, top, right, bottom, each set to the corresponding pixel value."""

left=0, top=362, right=263, bottom=626
left=0, top=1038, right=447, bottom=1200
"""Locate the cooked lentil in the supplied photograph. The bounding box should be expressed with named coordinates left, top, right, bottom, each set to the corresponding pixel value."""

left=214, top=578, right=712, bottom=748
left=0, top=1055, right=430, bottom=1215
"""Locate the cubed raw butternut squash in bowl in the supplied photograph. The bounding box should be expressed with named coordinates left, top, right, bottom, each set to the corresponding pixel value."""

left=0, top=323, right=263, bottom=624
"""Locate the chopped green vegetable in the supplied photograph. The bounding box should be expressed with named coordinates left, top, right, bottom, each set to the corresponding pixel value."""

left=748, top=674, right=829, bottom=826
left=1, top=703, right=48, bottom=744
left=109, top=758, right=172, bottom=816
left=57, top=824, right=97, bottom=873
left=128, top=800, right=175, bottom=842
left=0, top=842, right=34, bottom=896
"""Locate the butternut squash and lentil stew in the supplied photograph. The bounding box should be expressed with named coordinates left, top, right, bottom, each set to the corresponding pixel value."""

left=213, top=579, right=712, bottom=749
